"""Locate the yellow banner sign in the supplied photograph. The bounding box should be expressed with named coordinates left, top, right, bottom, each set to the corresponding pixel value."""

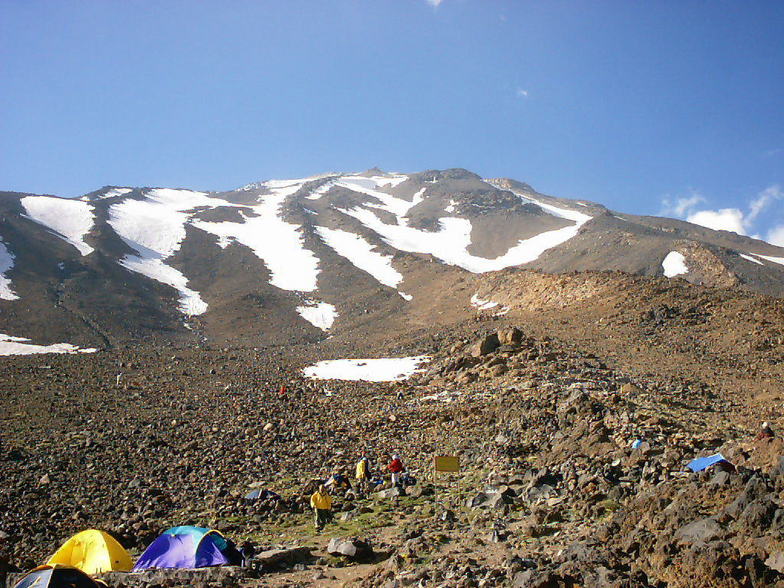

left=434, top=455, right=460, bottom=473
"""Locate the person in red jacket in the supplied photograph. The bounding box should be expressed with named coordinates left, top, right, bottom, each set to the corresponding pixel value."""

left=388, top=454, right=405, bottom=487
left=757, top=421, right=775, bottom=440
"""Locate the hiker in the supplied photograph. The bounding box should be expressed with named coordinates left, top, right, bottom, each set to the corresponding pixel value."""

left=325, top=469, right=352, bottom=492
left=310, top=484, right=333, bottom=531
left=388, top=454, right=405, bottom=487
left=239, top=539, right=256, bottom=568
left=355, top=456, right=371, bottom=493
left=757, top=421, right=775, bottom=440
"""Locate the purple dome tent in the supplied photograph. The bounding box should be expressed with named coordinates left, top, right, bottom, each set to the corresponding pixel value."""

left=132, top=526, right=240, bottom=571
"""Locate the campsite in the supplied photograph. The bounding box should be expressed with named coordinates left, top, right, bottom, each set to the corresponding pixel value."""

left=3, top=1, right=784, bottom=586
left=3, top=276, right=784, bottom=587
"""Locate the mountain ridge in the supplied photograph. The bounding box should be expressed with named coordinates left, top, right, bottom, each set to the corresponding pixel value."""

left=2, top=168, right=784, bottom=353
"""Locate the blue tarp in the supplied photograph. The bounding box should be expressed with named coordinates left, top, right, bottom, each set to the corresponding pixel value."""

left=687, top=453, right=730, bottom=472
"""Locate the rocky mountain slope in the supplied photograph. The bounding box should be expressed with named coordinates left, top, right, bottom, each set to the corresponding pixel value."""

left=2, top=269, right=784, bottom=586
left=2, top=168, right=784, bottom=353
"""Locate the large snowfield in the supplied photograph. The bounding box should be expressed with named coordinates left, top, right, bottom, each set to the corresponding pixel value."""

left=108, top=189, right=226, bottom=316
left=303, top=356, right=430, bottom=381
left=194, top=180, right=321, bottom=292
left=316, top=226, right=410, bottom=299
left=339, top=180, right=592, bottom=274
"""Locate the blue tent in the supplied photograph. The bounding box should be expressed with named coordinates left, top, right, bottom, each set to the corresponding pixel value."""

left=244, top=488, right=280, bottom=501
left=133, top=526, right=240, bottom=571
left=687, top=453, right=731, bottom=472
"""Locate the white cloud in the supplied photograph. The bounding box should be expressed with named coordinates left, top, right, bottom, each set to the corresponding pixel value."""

left=748, top=185, right=783, bottom=223
left=661, top=184, right=783, bottom=240
left=425, top=0, right=444, bottom=6
left=766, top=225, right=784, bottom=247
left=516, top=88, right=529, bottom=98
left=687, top=208, right=747, bottom=234
left=660, top=192, right=705, bottom=217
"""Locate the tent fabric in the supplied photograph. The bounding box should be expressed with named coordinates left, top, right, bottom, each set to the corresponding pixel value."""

left=14, top=564, right=101, bottom=588
left=164, top=526, right=209, bottom=540
left=244, top=489, right=280, bottom=501
left=133, top=527, right=240, bottom=571
left=46, top=530, right=132, bottom=575
left=687, top=453, right=730, bottom=472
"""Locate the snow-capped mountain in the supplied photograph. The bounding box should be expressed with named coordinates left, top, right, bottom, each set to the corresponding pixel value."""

left=2, top=168, right=784, bottom=352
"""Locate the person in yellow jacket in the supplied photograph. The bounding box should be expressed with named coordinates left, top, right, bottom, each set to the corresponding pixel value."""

left=355, top=456, right=371, bottom=494
left=310, top=484, right=333, bottom=531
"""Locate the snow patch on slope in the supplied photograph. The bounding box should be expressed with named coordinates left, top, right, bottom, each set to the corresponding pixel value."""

left=306, top=180, right=338, bottom=200
left=662, top=251, right=688, bottom=277
left=0, top=240, right=18, bottom=301
left=0, top=333, right=97, bottom=356
left=21, top=196, right=95, bottom=255
left=470, top=293, right=498, bottom=310
left=194, top=180, right=321, bottom=292
left=754, top=254, right=784, bottom=267
left=108, top=189, right=223, bottom=315
left=96, top=188, right=132, bottom=200
left=296, top=300, right=337, bottom=331
left=739, top=253, right=764, bottom=266
left=339, top=175, right=408, bottom=191
left=337, top=179, right=421, bottom=219
left=316, top=226, right=410, bottom=299
left=338, top=181, right=591, bottom=273
left=121, top=257, right=207, bottom=315
left=303, top=356, right=429, bottom=381
left=471, top=293, right=509, bottom=315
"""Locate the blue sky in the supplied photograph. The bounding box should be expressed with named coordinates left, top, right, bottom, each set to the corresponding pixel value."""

left=1, top=1, right=783, bottom=240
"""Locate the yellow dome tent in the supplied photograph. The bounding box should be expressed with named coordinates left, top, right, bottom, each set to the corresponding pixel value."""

left=46, top=530, right=132, bottom=575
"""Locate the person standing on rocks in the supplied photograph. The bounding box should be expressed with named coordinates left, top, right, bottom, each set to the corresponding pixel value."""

left=355, top=456, right=371, bottom=493
left=388, top=454, right=405, bottom=488
left=310, top=484, right=333, bottom=531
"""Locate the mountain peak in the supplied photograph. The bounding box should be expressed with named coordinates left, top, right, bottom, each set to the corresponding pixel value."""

left=2, top=167, right=784, bottom=352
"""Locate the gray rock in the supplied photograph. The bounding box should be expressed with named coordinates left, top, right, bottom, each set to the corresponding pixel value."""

left=512, top=570, right=563, bottom=588
left=327, top=537, right=373, bottom=560
left=709, top=471, right=730, bottom=486
left=675, top=517, right=724, bottom=544
left=376, top=486, right=404, bottom=499
left=467, top=491, right=489, bottom=509
left=771, top=456, right=784, bottom=480
left=735, top=498, right=778, bottom=536
left=255, top=547, right=311, bottom=567
left=766, top=551, right=784, bottom=573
